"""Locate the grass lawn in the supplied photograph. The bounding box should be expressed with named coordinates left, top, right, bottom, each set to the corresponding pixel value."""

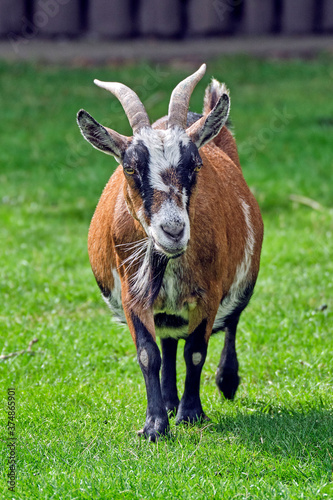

left=0, top=55, right=332, bottom=499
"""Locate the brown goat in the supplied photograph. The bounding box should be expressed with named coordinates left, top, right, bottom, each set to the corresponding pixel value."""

left=77, top=64, right=263, bottom=441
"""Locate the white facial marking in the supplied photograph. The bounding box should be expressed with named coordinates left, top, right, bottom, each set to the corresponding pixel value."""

left=182, top=187, right=188, bottom=208
left=133, top=126, right=190, bottom=193
left=139, top=348, right=149, bottom=368
left=163, top=126, right=190, bottom=169
left=192, top=352, right=202, bottom=366
left=135, top=128, right=169, bottom=192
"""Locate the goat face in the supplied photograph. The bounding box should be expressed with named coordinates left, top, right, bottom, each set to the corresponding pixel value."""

left=122, top=127, right=203, bottom=257
left=77, top=64, right=229, bottom=258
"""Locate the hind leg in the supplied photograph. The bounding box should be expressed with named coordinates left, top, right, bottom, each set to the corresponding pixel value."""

left=216, top=316, right=240, bottom=400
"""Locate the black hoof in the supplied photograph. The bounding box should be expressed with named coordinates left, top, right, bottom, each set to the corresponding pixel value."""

left=216, top=369, right=240, bottom=400
left=164, top=400, right=179, bottom=416
left=175, top=405, right=209, bottom=426
left=138, top=416, right=169, bottom=442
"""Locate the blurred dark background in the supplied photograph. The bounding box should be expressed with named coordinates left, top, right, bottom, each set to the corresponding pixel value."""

left=1, top=0, right=333, bottom=41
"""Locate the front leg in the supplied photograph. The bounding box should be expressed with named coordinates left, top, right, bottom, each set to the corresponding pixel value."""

left=176, top=319, right=209, bottom=424
left=130, top=314, right=169, bottom=441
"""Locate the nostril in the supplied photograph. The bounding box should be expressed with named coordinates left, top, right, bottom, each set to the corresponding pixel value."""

left=161, top=223, right=185, bottom=241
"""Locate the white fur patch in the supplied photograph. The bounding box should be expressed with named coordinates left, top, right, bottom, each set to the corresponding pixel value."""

left=133, top=127, right=190, bottom=193
left=139, top=348, right=149, bottom=368
left=164, top=126, right=190, bottom=162
left=155, top=324, right=189, bottom=340
left=192, top=352, right=202, bottom=365
left=182, top=187, right=188, bottom=208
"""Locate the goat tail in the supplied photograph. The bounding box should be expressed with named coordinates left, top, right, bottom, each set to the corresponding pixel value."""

left=203, top=79, right=230, bottom=116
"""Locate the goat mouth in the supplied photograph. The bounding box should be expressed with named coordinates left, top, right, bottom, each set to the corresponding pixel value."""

left=153, top=239, right=186, bottom=259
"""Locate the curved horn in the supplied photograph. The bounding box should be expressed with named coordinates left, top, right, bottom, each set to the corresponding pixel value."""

left=94, top=80, right=150, bottom=134
left=168, top=64, right=206, bottom=130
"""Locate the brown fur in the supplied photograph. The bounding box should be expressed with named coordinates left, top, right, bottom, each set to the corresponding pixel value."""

left=81, top=71, right=264, bottom=440
left=88, top=132, right=263, bottom=344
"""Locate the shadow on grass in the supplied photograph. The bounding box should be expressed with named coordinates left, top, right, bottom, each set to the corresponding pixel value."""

left=203, top=402, right=333, bottom=467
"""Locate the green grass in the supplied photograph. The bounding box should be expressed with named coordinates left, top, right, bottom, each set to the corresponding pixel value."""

left=1, top=55, right=333, bottom=499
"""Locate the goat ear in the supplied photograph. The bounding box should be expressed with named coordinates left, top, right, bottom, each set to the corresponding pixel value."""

left=186, top=93, right=230, bottom=149
left=77, top=109, right=129, bottom=162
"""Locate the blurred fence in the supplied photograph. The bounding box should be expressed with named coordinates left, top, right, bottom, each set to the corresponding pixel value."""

left=1, top=0, right=333, bottom=40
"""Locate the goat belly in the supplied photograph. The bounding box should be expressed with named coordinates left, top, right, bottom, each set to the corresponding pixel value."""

left=154, top=312, right=189, bottom=339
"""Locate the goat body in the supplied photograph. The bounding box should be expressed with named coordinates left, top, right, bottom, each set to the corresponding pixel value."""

left=77, top=65, right=263, bottom=441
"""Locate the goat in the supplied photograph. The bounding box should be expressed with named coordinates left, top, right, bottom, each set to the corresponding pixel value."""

left=77, top=64, right=263, bottom=441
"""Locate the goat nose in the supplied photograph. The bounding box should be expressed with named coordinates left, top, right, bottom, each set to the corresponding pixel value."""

left=161, top=222, right=185, bottom=241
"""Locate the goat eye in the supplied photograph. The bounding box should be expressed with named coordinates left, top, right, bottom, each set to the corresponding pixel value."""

left=124, top=167, right=135, bottom=175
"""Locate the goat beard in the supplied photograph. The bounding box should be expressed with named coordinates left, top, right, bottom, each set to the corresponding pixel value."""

left=128, top=243, right=169, bottom=309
